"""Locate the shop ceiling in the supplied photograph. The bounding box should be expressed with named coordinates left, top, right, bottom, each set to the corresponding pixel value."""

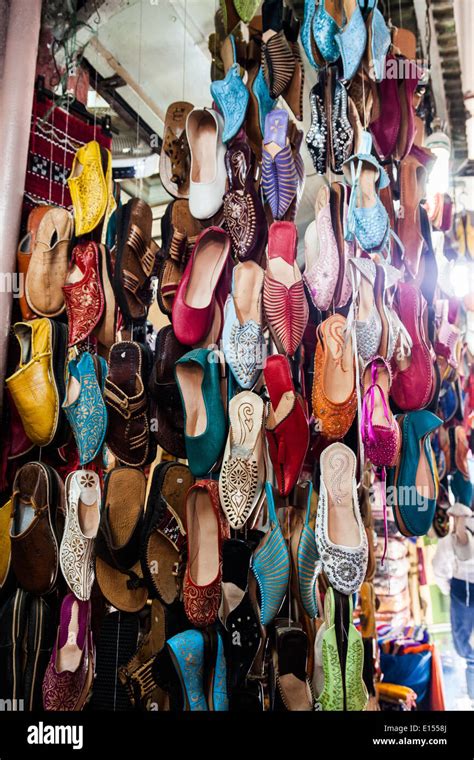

left=54, top=0, right=471, bottom=223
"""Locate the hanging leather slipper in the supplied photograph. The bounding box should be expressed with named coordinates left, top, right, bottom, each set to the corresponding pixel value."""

left=160, top=102, right=193, bottom=199
left=25, top=207, right=73, bottom=318
left=17, top=206, right=53, bottom=321
left=95, top=467, right=148, bottom=613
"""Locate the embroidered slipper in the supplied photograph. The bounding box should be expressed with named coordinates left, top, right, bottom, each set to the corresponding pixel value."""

left=42, top=594, right=94, bottom=711
left=68, top=140, right=109, bottom=236
left=222, top=260, right=266, bottom=389
left=183, top=479, right=229, bottom=627
left=141, top=462, right=194, bottom=605
left=95, top=467, right=148, bottom=613
left=223, top=140, right=268, bottom=264
left=160, top=101, right=193, bottom=199
left=62, top=241, right=105, bottom=347
left=211, top=35, right=249, bottom=144
left=342, top=131, right=391, bottom=254
left=335, top=0, right=367, bottom=81
left=303, top=185, right=339, bottom=311
left=312, top=314, right=357, bottom=440
left=312, top=0, right=342, bottom=64
left=114, top=198, right=159, bottom=323
left=325, top=68, right=353, bottom=174
left=60, top=469, right=101, bottom=601
left=361, top=357, right=400, bottom=468
left=219, top=391, right=266, bottom=530
left=316, top=442, right=368, bottom=595
left=63, top=351, right=108, bottom=466
left=306, top=80, right=328, bottom=174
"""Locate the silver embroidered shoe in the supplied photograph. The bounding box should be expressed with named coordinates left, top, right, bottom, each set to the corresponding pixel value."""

left=60, top=470, right=101, bottom=601
left=222, top=261, right=266, bottom=389
left=315, top=442, right=368, bottom=595
left=219, top=391, right=266, bottom=530
left=348, top=257, right=381, bottom=363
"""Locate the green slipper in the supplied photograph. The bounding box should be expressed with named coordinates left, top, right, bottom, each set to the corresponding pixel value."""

left=345, top=594, right=369, bottom=712
left=316, top=587, right=344, bottom=711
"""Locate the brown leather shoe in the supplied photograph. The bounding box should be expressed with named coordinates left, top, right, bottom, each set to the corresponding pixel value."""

left=105, top=341, right=151, bottom=467
left=149, top=325, right=188, bottom=458
left=25, top=207, right=73, bottom=317
left=17, top=206, right=53, bottom=321
left=10, top=462, right=65, bottom=595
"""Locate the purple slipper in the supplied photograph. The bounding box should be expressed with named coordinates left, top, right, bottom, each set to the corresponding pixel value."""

left=42, top=594, right=93, bottom=711
left=261, top=110, right=298, bottom=220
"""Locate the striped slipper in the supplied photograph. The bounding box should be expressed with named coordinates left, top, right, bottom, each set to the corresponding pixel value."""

left=262, top=110, right=298, bottom=221
left=262, top=29, right=295, bottom=99
left=263, top=221, right=308, bottom=357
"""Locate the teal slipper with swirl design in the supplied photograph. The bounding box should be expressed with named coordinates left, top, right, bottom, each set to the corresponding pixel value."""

left=251, top=482, right=290, bottom=626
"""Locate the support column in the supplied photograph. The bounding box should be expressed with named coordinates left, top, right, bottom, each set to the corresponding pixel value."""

left=0, top=0, right=42, bottom=414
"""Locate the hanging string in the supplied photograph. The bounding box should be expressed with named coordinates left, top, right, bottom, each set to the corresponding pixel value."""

left=93, top=14, right=99, bottom=142
left=48, top=104, right=55, bottom=205
left=132, top=0, right=144, bottom=200
left=182, top=0, right=188, bottom=101
left=398, top=0, right=402, bottom=27
left=61, top=96, right=70, bottom=208
left=425, top=0, right=432, bottom=72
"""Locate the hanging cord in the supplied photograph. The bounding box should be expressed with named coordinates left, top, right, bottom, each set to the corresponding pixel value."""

left=182, top=0, right=188, bottom=101
left=135, top=0, right=144, bottom=199
left=48, top=105, right=55, bottom=205
left=61, top=96, right=70, bottom=208
left=425, top=0, right=432, bottom=73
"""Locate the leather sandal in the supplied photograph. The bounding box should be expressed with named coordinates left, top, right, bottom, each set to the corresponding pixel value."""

left=114, top=198, right=159, bottom=323
left=159, top=101, right=193, bottom=199
left=105, top=341, right=151, bottom=467
left=157, top=200, right=203, bottom=316
left=141, top=462, right=194, bottom=605
left=95, top=467, right=148, bottom=613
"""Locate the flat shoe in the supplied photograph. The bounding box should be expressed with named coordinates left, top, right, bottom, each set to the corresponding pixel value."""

left=219, top=391, right=266, bottom=530
left=316, top=442, right=368, bottom=595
